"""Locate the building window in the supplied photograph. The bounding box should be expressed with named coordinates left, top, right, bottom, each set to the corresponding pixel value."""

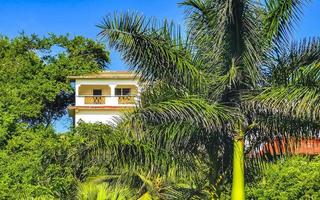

left=115, top=88, right=131, bottom=96
left=93, top=89, right=102, bottom=96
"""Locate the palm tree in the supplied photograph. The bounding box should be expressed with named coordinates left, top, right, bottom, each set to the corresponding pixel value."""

left=97, top=0, right=320, bottom=199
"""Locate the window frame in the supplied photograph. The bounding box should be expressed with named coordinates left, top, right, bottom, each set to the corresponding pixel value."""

left=115, top=88, right=131, bottom=96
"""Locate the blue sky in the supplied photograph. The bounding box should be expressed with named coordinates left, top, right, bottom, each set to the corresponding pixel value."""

left=0, top=0, right=319, bottom=132
left=0, top=0, right=185, bottom=70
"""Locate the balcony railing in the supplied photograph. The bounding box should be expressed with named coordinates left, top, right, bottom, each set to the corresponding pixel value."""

left=84, top=96, right=105, bottom=104
left=118, top=96, right=135, bottom=104
left=76, top=95, right=138, bottom=106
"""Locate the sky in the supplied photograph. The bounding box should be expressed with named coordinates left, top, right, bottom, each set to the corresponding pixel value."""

left=0, top=0, right=319, bottom=132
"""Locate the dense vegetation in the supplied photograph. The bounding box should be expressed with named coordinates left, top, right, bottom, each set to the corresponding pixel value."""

left=0, top=34, right=110, bottom=199
left=0, top=0, right=320, bottom=199
left=0, top=122, right=118, bottom=199
left=247, top=156, right=320, bottom=199
left=0, top=34, right=109, bottom=141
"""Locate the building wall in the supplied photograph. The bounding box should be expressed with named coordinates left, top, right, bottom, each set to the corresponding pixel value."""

left=115, top=85, right=138, bottom=95
left=250, top=138, right=320, bottom=157
left=75, top=79, right=140, bottom=91
left=78, top=85, right=111, bottom=95
left=75, top=110, right=123, bottom=125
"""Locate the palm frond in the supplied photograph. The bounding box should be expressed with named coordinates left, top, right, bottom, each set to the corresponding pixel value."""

left=263, top=0, right=309, bottom=44
left=245, top=113, right=320, bottom=150
left=77, top=177, right=136, bottom=200
left=180, top=0, right=222, bottom=71
left=182, top=0, right=264, bottom=95
left=245, top=61, right=320, bottom=121
left=270, top=37, right=320, bottom=84
left=245, top=37, right=320, bottom=122
left=245, top=86, right=320, bottom=121
left=129, top=97, right=240, bottom=131
left=98, top=12, right=206, bottom=90
left=139, top=81, right=192, bottom=107
left=64, top=123, right=191, bottom=178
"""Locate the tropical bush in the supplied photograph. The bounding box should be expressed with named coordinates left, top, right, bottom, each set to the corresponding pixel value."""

left=246, top=156, right=320, bottom=200
left=0, top=123, right=117, bottom=199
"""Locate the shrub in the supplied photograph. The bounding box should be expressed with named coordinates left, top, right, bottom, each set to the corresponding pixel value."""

left=246, top=156, right=320, bottom=200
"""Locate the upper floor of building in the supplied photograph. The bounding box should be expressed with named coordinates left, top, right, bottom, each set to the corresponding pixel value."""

left=68, top=71, right=141, bottom=108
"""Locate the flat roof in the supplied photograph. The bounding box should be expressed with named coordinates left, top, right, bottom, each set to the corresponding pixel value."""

left=67, top=70, right=139, bottom=80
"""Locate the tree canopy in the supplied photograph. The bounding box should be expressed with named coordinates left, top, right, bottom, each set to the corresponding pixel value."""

left=0, top=34, right=110, bottom=146
left=0, top=34, right=111, bottom=199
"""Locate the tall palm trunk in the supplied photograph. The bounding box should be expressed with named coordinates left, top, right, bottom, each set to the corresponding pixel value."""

left=231, top=128, right=245, bottom=200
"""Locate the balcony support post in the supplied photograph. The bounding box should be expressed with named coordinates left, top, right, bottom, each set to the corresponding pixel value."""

left=109, top=84, right=117, bottom=96
left=108, top=84, right=118, bottom=106
left=75, top=83, right=80, bottom=105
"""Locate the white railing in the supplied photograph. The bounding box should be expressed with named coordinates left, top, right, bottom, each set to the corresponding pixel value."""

left=76, top=95, right=138, bottom=106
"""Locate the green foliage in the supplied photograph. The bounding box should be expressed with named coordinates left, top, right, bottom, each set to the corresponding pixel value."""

left=98, top=12, right=205, bottom=90
left=246, top=156, right=320, bottom=200
left=0, top=1, right=319, bottom=199
left=0, top=126, right=75, bottom=199
left=77, top=176, right=137, bottom=200
left=0, top=34, right=109, bottom=146
left=0, top=34, right=110, bottom=199
left=0, top=123, right=117, bottom=199
left=246, top=38, right=320, bottom=121
left=77, top=171, right=218, bottom=200
left=97, top=0, right=320, bottom=199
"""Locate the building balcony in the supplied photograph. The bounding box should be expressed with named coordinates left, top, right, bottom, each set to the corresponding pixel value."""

left=76, top=95, right=138, bottom=107
left=75, top=83, right=140, bottom=107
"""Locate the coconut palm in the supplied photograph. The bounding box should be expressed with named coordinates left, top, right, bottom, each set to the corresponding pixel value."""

left=97, top=0, right=320, bottom=199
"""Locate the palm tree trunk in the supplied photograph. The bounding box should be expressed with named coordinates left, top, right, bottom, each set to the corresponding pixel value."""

left=231, top=128, right=245, bottom=200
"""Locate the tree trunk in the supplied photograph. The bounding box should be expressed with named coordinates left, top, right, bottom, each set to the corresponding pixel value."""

left=231, top=128, right=245, bottom=200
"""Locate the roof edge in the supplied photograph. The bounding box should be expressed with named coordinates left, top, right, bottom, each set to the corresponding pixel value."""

left=67, top=71, right=140, bottom=80
left=68, top=105, right=135, bottom=110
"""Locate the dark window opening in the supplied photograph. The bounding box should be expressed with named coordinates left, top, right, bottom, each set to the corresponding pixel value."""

left=115, top=88, right=131, bottom=96
left=93, top=89, right=102, bottom=96
left=122, top=88, right=130, bottom=95
left=115, top=88, right=122, bottom=96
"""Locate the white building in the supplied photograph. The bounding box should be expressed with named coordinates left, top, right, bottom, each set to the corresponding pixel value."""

left=68, top=71, right=140, bottom=125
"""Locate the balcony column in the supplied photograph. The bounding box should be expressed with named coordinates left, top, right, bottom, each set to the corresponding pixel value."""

left=75, top=83, right=80, bottom=105
left=109, top=84, right=118, bottom=106
left=109, top=84, right=117, bottom=96
left=75, top=83, right=80, bottom=96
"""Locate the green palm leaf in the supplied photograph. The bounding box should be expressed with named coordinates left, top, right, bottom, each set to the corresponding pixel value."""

left=98, top=12, right=206, bottom=90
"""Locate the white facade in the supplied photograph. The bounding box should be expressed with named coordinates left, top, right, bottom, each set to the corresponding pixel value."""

left=74, top=110, right=122, bottom=125
left=68, top=71, right=140, bottom=125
